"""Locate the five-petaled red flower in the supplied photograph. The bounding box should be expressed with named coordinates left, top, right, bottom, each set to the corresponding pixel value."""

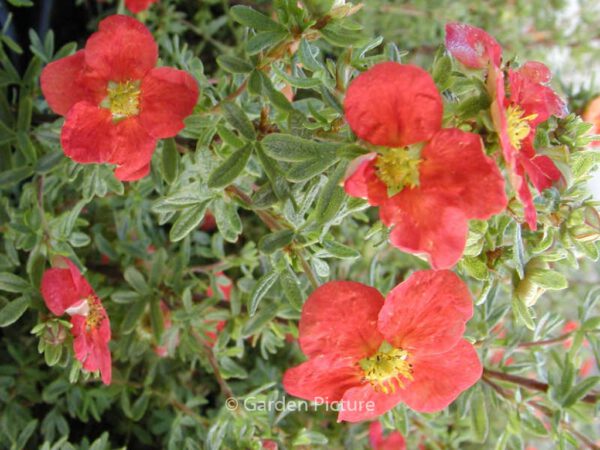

left=40, top=15, right=199, bottom=181
left=41, top=258, right=112, bottom=385
left=343, top=62, right=507, bottom=269
left=369, top=422, right=406, bottom=450
left=445, top=23, right=567, bottom=230
left=283, top=270, right=482, bottom=422
left=126, top=0, right=158, bottom=13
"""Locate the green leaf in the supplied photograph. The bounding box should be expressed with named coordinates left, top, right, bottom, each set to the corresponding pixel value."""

left=216, top=55, right=254, bottom=74
left=293, top=429, right=328, bottom=446
left=124, top=267, right=150, bottom=295
left=121, top=300, right=147, bottom=334
left=0, top=296, right=30, bottom=327
left=471, top=388, right=489, bottom=442
left=280, top=268, right=303, bottom=310
left=150, top=298, right=164, bottom=342
left=249, top=270, right=279, bottom=315
left=561, top=376, right=600, bottom=407
left=286, top=156, right=337, bottom=182
left=246, top=31, right=288, bottom=55
left=207, top=144, right=253, bottom=189
left=241, top=303, right=278, bottom=337
left=169, top=201, right=210, bottom=242
left=314, top=163, right=346, bottom=225
left=512, top=295, right=535, bottom=330
left=161, top=138, right=179, bottom=183
left=15, top=419, right=38, bottom=449
left=221, top=102, right=256, bottom=140
left=460, top=256, right=489, bottom=281
left=230, top=6, right=284, bottom=31
left=0, top=167, right=33, bottom=189
left=321, top=239, right=360, bottom=259
left=513, top=224, right=526, bottom=279
left=529, top=269, right=568, bottom=290
left=258, top=229, right=295, bottom=254
left=0, top=272, right=30, bottom=293
left=262, top=133, right=337, bottom=162
left=213, top=198, right=243, bottom=243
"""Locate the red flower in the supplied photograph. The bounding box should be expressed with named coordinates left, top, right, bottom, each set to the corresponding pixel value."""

left=344, top=62, right=506, bottom=269
left=369, top=422, right=406, bottom=450
left=40, top=15, right=198, bottom=181
left=41, top=258, right=112, bottom=384
left=126, top=0, right=158, bottom=13
left=445, top=23, right=567, bottom=230
left=283, top=270, right=482, bottom=422
left=583, top=96, right=600, bottom=147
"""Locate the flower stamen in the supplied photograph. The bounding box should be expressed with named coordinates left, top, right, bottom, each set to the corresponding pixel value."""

left=359, top=342, right=414, bottom=394
left=106, top=80, right=141, bottom=119
left=506, top=105, right=538, bottom=150
left=375, top=147, right=422, bottom=196
left=85, top=295, right=105, bottom=331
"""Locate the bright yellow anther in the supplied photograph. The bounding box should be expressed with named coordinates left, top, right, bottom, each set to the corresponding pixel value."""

left=85, top=295, right=104, bottom=331
left=506, top=105, right=538, bottom=150
left=360, top=342, right=414, bottom=394
left=106, top=80, right=141, bottom=119
left=375, top=147, right=421, bottom=196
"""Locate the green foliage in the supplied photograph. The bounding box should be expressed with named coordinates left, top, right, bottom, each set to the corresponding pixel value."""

left=0, top=0, right=599, bottom=449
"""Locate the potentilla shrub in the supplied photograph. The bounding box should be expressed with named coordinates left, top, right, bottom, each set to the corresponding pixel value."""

left=0, top=1, right=599, bottom=449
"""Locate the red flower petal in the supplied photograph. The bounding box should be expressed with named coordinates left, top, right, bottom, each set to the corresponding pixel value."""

left=298, top=281, right=384, bottom=360
left=344, top=62, right=442, bottom=147
left=139, top=67, right=199, bottom=139
left=489, top=66, right=516, bottom=170
left=369, top=422, right=406, bottom=450
left=396, top=339, right=482, bottom=412
left=519, top=140, right=562, bottom=192
left=343, top=156, right=389, bottom=206
left=508, top=67, right=567, bottom=126
left=381, top=190, right=469, bottom=269
left=378, top=270, right=473, bottom=356
left=71, top=308, right=112, bottom=385
left=445, top=22, right=502, bottom=69
left=40, top=259, right=93, bottom=316
left=125, top=0, right=157, bottom=13
left=61, top=102, right=116, bottom=163
left=109, top=117, right=157, bottom=181
left=71, top=313, right=112, bottom=385
left=518, top=61, right=552, bottom=84
left=419, top=129, right=507, bottom=219
left=338, top=383, right=404, bottom=422
left=40, top=50, right=107, bottom=116
left=283, top=354, right=362, bottom=403
left=85, top=15, right=158, bottom=82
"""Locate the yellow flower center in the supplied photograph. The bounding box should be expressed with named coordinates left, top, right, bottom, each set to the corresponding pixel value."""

left=375, top=147, right=421, bottom=196
left=85, top=295, right=105, bottom=331
left=106, top=80, right=141, bottom=119
left=359, top=342, right=414, bottom=394
left=506, top=105, right=538, bottom=150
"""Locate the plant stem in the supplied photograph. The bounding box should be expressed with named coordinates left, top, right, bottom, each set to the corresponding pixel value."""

left=483, top=368, right=599, bottom=404
left=482, top=376, right=600, bottom=450
left=517, top=332, right=573, bottom=348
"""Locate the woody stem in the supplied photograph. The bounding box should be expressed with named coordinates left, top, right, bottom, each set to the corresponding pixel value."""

left=483, top=368, right=599, bottom=404
left=516, top=331, right=574, bottom=348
